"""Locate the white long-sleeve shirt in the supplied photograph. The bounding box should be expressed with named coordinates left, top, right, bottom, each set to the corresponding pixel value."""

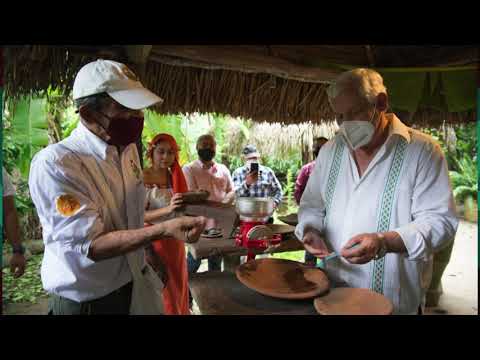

left=295, top=114, right=458, bottom=314
left=29, top=121, right=163, bottom=313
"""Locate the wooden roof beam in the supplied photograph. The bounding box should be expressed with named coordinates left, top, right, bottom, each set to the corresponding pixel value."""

left=150, top=46, right=340, bottom=83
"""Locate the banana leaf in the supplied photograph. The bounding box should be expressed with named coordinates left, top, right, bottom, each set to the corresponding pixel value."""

left=8, top=97, right=49, bottom=179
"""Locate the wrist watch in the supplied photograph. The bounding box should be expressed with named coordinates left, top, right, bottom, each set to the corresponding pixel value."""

left=12, top=243, right=26, bottom=255
left=374, top=233, right=387, bottom=260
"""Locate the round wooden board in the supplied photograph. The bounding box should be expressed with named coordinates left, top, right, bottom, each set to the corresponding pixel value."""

left=236, top=258, right=330, bottom=300
left=278, top=213, right=298, bottom=226
left=265, top=224, right=296, bottom=235
left=313, top=288, right=394, bottom=315
left=181, top=191, right=210, bottom=204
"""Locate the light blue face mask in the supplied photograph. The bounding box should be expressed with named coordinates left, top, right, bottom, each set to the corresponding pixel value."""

left=339, top=104, right=377, bottom=150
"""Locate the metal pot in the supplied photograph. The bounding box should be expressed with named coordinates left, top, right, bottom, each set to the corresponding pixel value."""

left=235, top=197, right=275, bottom=221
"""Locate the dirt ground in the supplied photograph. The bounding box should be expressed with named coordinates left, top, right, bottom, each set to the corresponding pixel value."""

left=3, top=220, right=477, bottom=316
left=424, top=220, right=478, bottom=315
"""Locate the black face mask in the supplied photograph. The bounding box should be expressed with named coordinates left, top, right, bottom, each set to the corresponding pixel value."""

left=198, top=148, right=215, bottom=162
left=98, top=112, right=144, bottom=146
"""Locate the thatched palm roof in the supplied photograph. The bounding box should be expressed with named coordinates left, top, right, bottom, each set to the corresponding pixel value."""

left=3, top=45, right=477, bottom=126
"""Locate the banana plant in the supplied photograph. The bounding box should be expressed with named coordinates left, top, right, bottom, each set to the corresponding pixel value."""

left=6, top=96, right=49, bottom=179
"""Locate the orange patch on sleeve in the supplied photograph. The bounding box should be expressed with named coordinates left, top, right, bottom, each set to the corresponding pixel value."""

left=56, top=194, right=81, bottom=217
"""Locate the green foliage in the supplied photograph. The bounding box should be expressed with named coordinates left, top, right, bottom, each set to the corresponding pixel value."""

left=2, top=254, right=47, bottom=304
left=4, top=96, right=49, bottom=179
left=284, top=168, right=295, bottom=200
left=422, top=123, right=477, bottom=172
left=2, top=97, right=49, bottom=238
left=209, top=113, right=230, bottom=161
left=226, top=156, right=244, bottom=173
left=142, top=112, right=237, bottom=168
left=279, top=168, right=300, bottom=215
left=61, top=106, right=79, bottom=138
left=236, top=121, right=251, bottom=140
left=449, top=156, right=477, bottom=202
left=2, top=120, right=18, bottom=175
left=262, top=157, right=301, bottom=178
left=422, top=123, right=477, bottom=206
left=453, top=124, right=477, bottom=162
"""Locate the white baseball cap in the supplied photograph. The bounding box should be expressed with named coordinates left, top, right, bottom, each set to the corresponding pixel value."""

left=73, top=59, right=163, bottom=110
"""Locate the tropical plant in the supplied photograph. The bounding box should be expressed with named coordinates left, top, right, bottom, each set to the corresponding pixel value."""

left=284, top=168, right=298, bottom=213
left=4, top=96, right=49, bottom=179
left=421, top=123, right=477, bottom=173
left=60, top=104, right=79, bottom=139
left=3, top=97, right=47, bottom=239
left=449, top=156, right=478, bottom=203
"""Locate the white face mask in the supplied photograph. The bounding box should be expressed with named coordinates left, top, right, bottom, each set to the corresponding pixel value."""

left=338, top=104, right=377, bottom=150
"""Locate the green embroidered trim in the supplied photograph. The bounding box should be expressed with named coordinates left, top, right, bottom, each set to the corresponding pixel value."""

left=324, top=141, right=345, bottom=220
left=318, top=140, right=345, bottom=270
left=371, top=139, right=408, bottom=294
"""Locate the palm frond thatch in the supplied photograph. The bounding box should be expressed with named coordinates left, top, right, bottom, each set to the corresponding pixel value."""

left=222, top=120, right=339, bottom=162
left=3, top=46, right=476, bottom=127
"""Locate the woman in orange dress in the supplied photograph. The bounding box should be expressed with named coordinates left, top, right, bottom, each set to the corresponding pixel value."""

left=143, top=134, right=190, bottom=315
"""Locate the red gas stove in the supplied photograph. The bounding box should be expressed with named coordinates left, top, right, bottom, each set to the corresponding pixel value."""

left=234, top=220, right=282, bottom=261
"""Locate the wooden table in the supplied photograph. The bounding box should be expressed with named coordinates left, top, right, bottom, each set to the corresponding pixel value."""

left=189, top=271, right=318, bottom=315
left=185, top=203, right=305, bottom=272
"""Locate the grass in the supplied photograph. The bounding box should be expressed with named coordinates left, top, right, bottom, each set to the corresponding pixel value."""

left=272, top=251, right=305, bottom=262
left=2, top=253, right=48, bottom=305
left=272, top=203, right=306, bottom=262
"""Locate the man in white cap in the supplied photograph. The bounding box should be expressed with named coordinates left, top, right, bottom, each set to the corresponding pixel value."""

left=29, top=59, right=206, bottom=315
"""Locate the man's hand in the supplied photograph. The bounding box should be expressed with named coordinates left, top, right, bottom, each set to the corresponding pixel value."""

left=340, top=233, right=383, bottom=264
left=161, top=216, right=207, bottom=243
left=10, top=253, right=26, bottom=278
left=245, top=171, right=258, bottom=186
left=168, top=193, right=184, bottom=213
left=302, top=229, right=330, bottom=258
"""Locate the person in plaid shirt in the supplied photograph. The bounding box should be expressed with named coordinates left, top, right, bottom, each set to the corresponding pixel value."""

left=232, top=145, right=283, bottom=218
